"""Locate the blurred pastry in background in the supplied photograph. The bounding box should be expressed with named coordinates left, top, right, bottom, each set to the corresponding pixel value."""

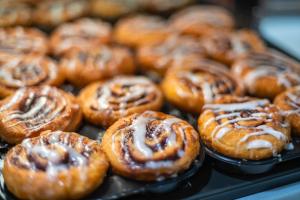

left=169, top=5, right=235, bottom=37
left=33, top=0, right=89, bottom=27
left=137, top=34, right=206, bottom=77
left=139, top=0, right=194, bottom=12
left=61, top=45, right=135, bottom=87
left=203, top=29, right=266, bottom=65
left=113, top=15, right=172, bottom=48
left=50, top=18, right=112, bottom=56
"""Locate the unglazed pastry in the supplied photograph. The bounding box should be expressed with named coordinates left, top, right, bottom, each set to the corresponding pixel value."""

left=0, top=54, right=65, bottom=98
left=0, top=27, right=48, bottom=55
left=113, top=15, right=172, bottom=48
left=274, top=86, right=300, bottom=136
left=102, top=111, right=200, bottom=181
left=60, top=45, right=135, bottom=87
left=78, top=76, right=163, bottom=127
left=198, top=95, right=291, bottom=160
left=169, top=5, right=234, bottom=37
left=161, top=58, right=244, bottom=113
left=232, top=51, right=300, bottom=99
left=50, top=18, right=112, bottom=56
left=3, top=131, right=109, bottom=200
left=33, top=0, right=89, bottom=26
left=203, top=29, right=266, bottom=65
left=0, top=86, right=82, bottom=144
left=137, top=34, right=206, bottom=76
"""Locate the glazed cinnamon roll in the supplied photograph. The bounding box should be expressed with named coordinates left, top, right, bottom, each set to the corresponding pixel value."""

left=0, top=54, right=65, bottom=98
left=102, top=111, right=200, bottom=181
left=169, top=5, right=235, bottom=37
left=0, top=86, right=82, bottom=144
left=232, top=51, right=300, bottom=99
left=0, top=27, right=48, bottom=55
left=161, top=58, right=244, bottom=113
left=60, top=45, right=135, bottom=87
left=50, top=18, right=112, bottom=56
left=203, top=29, right=266, bottom=65
left=113, top=15, right=172, bottom=48
left=274, top=86, right=300, bottom=136
left=3, top=131, right=109, bottom=200
left=198, top=96, right=291, bottom=160
left=78, top=76, right=163, bottom=127
left=137, top=34, right=206, bottom=76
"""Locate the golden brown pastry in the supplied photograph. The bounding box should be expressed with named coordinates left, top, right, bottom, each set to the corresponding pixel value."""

left=0, top=86, right=82, bottom=144
left=113, top=15, right=172, bottom=48
left=3, top=130, right=109, bottom=200
left=0, top=26, right=48, bottom=55
left=33, top=0, right=89, bottom=26
left=78, top=76, right=163, bottom=127
left=198, top=95, right=291, bottom=160
left=50, top=18, right=112, bottom=56
left=232, top=51, right=300, bottom=100
left=102, top=111, right=200, bottom=181
left=169, top=5, right=235, bottom=37
left=60, top=45, right=135, bottom=87
left=203, top=29, right=266, bottom=65
left=161, top=58, right=244, bottom=113
left=137, top=34, right=206, bottom=76
left=139, top=0, right=194, bottom=12
left=274, top=86, right=300, bottom=136
left=0, top=54, right=65, bottom=98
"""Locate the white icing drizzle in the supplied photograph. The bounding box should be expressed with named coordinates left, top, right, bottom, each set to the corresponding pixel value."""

left=247, top=140, right=273, bottom=150
left=284, top=90, right=300, bottom=115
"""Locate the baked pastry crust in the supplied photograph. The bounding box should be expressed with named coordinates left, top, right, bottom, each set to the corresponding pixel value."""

left=0, top=27, right=48, bottom=55
left=139, top=0, right=194, bottom=12
left=232, top=51, right=300, bottom=99
left=169, top=5, right=234, bottom=37
left=3, top=130, right=109, bottom=200
left=113, top=15, right=172, bottom=48
left=78, top=76, right=163, bottom=127
left=161, top=57, right=244, bottom=113
left=203, top=29, right=266, bottom=65
left=137, top=34, right=206, bottom=76
left=0, top=54, right=65, bottom=98
left=0, top=86, right=82, bottom=144
left=102, top=111, right=200, bottom=181
left=274, top=86, right=300, bottom=136
left=198, top=95, right=291, bottom=160
left=60, top=45, right=135, bottom=87
left=50, top=18, right=112, bottom=56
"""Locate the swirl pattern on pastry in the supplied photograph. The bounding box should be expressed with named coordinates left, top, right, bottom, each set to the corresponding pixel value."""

left=102, top=111, right=200, bottom=181
left=3, top=131, right=108, bottom=200
left=161, top=58, right=244, bottom=113
left=50, top=18, right=112, bottom=56
left=0, top=54, right=64, bottom=97
left=232, top=51, right=300, bottom=99
left=198, top=95, right=291, bottom=160
left=78, top=76, right=163, bottom=127
left=0, top=86, right=82, bottom=144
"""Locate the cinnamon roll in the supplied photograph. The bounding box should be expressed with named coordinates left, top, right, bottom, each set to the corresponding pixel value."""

left=198, top=95, right=291, bottom=160
left=60, top=45, right=135, bottom=87
left=137, top=34, right=206, bottom=76
left=33, top=0, right=89, bottom=26
left=274, top=86, right=300, bottom=136
left=169, top=5, right=235, bottom=37
left=78, top=76, right=163, bottom=127
left=161, top=58, right=244, bottom=113
left=203, top=29, right=266, bottom=65
left=102, top=111, right=200, bottom=181
left=3, top=130, right=109, bottom=200
left=113, top=15, right=172, bottom=48
left=232, top=51, right=300, bottom=100
left=50, top=18, right=112, bottom=56
left=0, top=27, right=48, bottom=55
left=0, top=86, right=82, bottom=144
left=0, top=54, right=65, bottom=98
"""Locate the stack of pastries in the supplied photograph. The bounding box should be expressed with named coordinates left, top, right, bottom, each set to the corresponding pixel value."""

left=0, top=3, right=300, bottom=200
